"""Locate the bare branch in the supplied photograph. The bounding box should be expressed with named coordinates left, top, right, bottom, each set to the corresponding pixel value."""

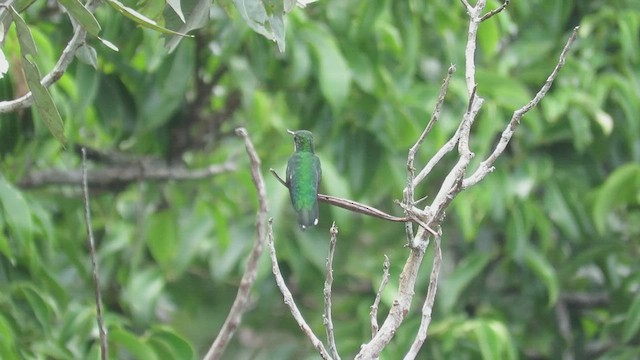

left=81, top=148, right=108, bottom=360
left=404, top=65, right=456, bottom=240
left=204, top=128, right=268, bottom=360
left=463, top=0, right=486, bottom=95
left=267, top=219, right=332, bottom=359
left=19, top=160, right=236, bottom=188
left=0, top=0, right=101, bottom=114
left=462, top=27, right=580, bottom=188
left=370, top=255, right=390, bottom=338
left=356, top=246, right=427, bottom=359
left=458, top=0, right=472, bottom=13
left=323, top=223, right=340, bottom=360
left=404, top=231, right=442, bottom=360
left=480, top=0, right=510, bottom=22
left=269, top=168, right=288, bottom=187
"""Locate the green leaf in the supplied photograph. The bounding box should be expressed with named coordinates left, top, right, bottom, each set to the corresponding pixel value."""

left=468, top=319, right=518, bottom=360
left=57, top=0, right=101, bottom=36
left=103, top=0, right=192, bottom=36
left=439, top=253, right=492, bottom=313
left=123, top=268, right=165, bottom=323
left=473, top=321, right=500, bottom=360
left=165, top=0, right=210, bottom=52
left=303, top=25, right=352, bottom=112
left=146, top=210, right=178, bottom=269
left=0, top=313, right=19, bottom=360
left=97, top=36, right=119, bottom=51
left=111, top=328, right=160, bottom=360
left=592, top=163, right=640, bottom=234
left=524, top=247, right=559, bottom=306
left=14, top=283, right=56, bottom=332
left=75, top=44, right=98, bottom=69
left=233, top=0, right=286, bottom=51
left=623, top=294, right=640, bottom=343
left=0, top=175, right=33, bottom=245
left=21, top=55, right=67, bottom=145
left=10, top=6, right=37, bottom=55
left=148, top=328, right=195, bottom=360
left=0, top=49, right=8, bottom=79
left=167, top=0, right=185, bottom=22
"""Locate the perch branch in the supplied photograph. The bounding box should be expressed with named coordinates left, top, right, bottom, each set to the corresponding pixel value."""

left=270, top=169, right=410, bottom=222
left=267, top=219, right=331, bottom=359
left=81, top=148, right=108, bottom=360
left=370, top=255, right=390, bottom=338
left=323, top=223, right=340, bottom=360
left=204, top=128, right=268, bottom=360
left=0, top=0, right=101, bottom=114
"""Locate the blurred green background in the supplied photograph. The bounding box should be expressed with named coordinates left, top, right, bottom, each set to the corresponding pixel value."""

left=1, top=0, right=639, bottom=359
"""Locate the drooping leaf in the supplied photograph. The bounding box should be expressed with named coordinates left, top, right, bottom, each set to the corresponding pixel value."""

left=165, top=0, right=211, bottom=53
left=10, top=6, right=37, bottom=55
left=148, top=328, right=195, bottom=359
left=56, top=0, right=101, bottom=36
left=0, top=175, right=33, bottom=245
left=303, top=25, right=352, bottom=112
left=111, top=328, right=160, bottom=360
left=167, top=0, right=186, bottom=23
left=0, top=49, right=9, bottom=79
left=75, top=43, right=98, bottom=69
left=524, top=247, right=559, bottom=306
left=233, top=0, right=286, bottom=51
left=622, top=294, right=640, bottom=343
left=592, top=163, right=640, bottom=234
left=103, top=0, right=192, bottom=36
left=20, top=55, right=67, bottom=146
left=439, top=253, right=493, bottom=313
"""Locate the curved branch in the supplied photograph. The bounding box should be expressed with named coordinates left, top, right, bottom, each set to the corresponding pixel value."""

left=0, top=0, right=100, bottom=114
left=204, top=128, right=269, bottom=360
left=19, top=160, right=236, bottom=189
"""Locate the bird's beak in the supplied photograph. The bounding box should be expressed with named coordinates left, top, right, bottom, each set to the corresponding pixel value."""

left=287, top=129, right=295, bottom=136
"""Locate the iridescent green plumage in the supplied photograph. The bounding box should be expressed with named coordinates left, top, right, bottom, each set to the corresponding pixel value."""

left=286, top=130, right=322, bottom=229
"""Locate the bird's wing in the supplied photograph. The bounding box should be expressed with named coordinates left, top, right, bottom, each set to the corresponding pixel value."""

left=314, top=155, right=322, bottom=188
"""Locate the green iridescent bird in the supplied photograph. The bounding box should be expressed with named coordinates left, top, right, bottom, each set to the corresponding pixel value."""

left=286, top=130, right=322, bottom=230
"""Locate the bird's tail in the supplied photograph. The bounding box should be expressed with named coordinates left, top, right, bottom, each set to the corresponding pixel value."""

left=297, top=201, right=319, bottom=230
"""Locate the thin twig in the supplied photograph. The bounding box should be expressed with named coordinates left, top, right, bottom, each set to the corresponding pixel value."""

left=356, top=246, right=427, bottom=359
left=323, top=223, right=340, bottom=360
left=267, top=219, right=332, bottom=359
left=480, top=0, right=510, bottom=22
left=81, top=148, right=108, bottom=360
left=370, top=255, right=390, bottom=338
left=462, top=27, right=580, bottom=188
left=404, top=65, right=456, bottom=241
left=0, top=0, right=101, bottom=114
left=404, top=230, right=442, bottom=360
left=204, top=128, right=269, bottom=360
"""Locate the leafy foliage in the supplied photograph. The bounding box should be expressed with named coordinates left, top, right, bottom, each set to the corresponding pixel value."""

left=0, top=0, right=639, bottom=359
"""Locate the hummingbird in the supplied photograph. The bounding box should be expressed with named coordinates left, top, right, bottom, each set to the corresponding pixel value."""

left=286, top=130, right=322, bottom=230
